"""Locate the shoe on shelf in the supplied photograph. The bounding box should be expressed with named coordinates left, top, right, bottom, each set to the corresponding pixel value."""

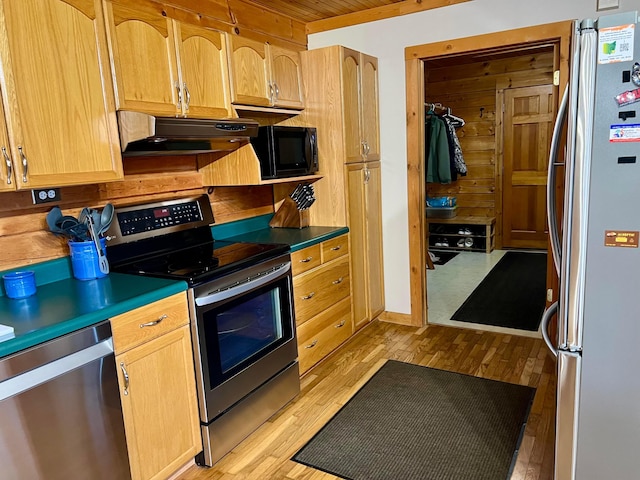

left=457, top=238, right=465, bottom=247
left=435, top=240, right=442, bottom=247
left=441, top=239, right=449, bottom=247
left=463, top=228, right=472, bottom=235
left=464, top=237, right=474, bottom=248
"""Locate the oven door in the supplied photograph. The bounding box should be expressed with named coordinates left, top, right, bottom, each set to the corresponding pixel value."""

left=189, top=255, right=298, bottom=422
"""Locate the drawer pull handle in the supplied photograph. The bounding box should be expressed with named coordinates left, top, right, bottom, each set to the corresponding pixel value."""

left=120, top=362, right=130, bottom=396
left=305, top=340, right=318, bottom=349
left=332, top=277, right=344, bottom=285
left=300, top=256, right=313, bottom=263
left=140, top=314, right=167, bottom=328
left=302, top=292, right=315, bottom=300
left=335, top=320, right=346, bottom=328
left=330, top=245, right=342, bottom=251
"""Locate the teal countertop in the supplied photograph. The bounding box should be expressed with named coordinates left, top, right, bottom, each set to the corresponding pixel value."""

left=213, top=214, right=349, bottom=252
left=0, top=258, right=186, bottom=358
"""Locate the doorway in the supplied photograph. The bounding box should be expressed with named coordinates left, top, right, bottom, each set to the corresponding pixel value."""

left=405, top=21, right=574, bottom=327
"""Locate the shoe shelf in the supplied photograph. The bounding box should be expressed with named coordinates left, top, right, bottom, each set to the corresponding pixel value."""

left=427, top=216, right=496, bottom=254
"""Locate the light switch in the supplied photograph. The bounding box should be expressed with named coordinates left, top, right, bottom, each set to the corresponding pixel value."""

left=597, top=0, right=620, bottom=11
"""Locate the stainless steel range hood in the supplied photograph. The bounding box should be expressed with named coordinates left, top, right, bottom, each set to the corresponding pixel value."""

left=117, top=111, right=259, bottom=157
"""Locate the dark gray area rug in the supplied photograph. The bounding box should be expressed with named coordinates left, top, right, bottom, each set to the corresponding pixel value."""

left=451, top=251, right=547, bottom=331
left=293, top=360, right=535, bottom=480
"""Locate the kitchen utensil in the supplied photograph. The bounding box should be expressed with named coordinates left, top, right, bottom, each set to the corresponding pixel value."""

left=98, top=203, right=114, bottom=236
left=46, top=207, right=64, bottom=235
left=86, top=215, right=109, bottom=275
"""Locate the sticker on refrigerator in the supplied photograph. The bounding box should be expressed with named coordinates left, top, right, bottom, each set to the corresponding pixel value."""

left=609, top=124, right=640, bottom=142
left=598, top=24, right=634, bottom=64
left=604, top=231, right=638, bottom=248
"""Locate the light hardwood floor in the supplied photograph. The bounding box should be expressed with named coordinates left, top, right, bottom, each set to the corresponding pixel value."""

left=178, top=320, right=556, bottom=480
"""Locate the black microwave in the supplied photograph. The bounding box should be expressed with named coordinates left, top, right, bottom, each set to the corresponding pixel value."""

left=250, top=126, right=318, bottom=179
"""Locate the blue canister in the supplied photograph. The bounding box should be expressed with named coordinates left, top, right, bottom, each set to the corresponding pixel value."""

left=3, top=271, right=36, bottom=299
left=69, top=238, right=107, bottom=281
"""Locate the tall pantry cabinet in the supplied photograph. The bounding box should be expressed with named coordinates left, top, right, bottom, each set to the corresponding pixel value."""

left=301, top=46, right=384, bottom=330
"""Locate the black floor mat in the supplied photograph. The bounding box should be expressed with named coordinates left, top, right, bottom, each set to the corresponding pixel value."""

left=451, top=251, right=547, bottom=331
left=293, top=360, right=535, bottom=480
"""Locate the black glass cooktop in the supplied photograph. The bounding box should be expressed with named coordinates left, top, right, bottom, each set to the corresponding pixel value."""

left=111, top=240, right=289, bottom=286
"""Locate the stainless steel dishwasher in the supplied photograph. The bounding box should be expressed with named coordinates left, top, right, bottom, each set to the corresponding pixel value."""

left=0, top=321, right=131, bottom=479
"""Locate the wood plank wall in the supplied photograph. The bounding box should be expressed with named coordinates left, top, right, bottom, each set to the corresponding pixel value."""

left=424, top=49, right=555, bottom=219
left=0, top=157, right=274, bottom=271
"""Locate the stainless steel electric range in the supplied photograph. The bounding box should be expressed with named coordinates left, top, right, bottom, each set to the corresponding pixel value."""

left=106, top=195, right=300, bottom=466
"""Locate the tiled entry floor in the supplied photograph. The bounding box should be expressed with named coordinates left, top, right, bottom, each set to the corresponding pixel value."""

left=427, top=249, right=541, bottom=338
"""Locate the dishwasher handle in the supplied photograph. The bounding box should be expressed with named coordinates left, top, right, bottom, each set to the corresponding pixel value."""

left=0, top=338, right=114, bottom=401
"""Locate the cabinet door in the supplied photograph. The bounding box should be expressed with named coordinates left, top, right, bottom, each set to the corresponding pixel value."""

left=104, top=2, right=180, bottom=116
left=341, top=48, right=363, bottom=163
left=0, top=0, right=122, bottom=189
left=360, top=54, right=380, bottom=161
left=269, top=45, right=304, bottom=109
left=227, top=35, right=271, bottom=107
left=346, top=163, right=368, bottom=329
left=365, top=162, right=385, bottom=318
left=175, top=23, right=232, bottom=119
left=0, top=100, right=13, bottom=191
left=117, top=325, right=201, bottom=480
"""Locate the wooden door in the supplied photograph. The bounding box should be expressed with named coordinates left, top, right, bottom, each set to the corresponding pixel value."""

left=269, top=45, right=304, bottom=109
left=227, top=35, right=271, bottom=107
left=360, top=54, right=380, bottom=161
left=502, top=85, right=555, bottom=249
left=342, top=48, right=363, bottom=163
left=175, top=23, right=232, bottom=118
left=0, top=99, right=14, bottom=191
left=104, top=2, right=180, bottom=116
left=365, top=161, right=385, bottom=318
left=346, top=163, right=368, bottom=329
left=0, top=0, right=122, bottom=189
left=117, top=326, right=201, bottom=480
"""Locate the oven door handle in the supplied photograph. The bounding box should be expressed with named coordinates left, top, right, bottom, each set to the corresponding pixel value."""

left=194, top=262, right=291, bottom=307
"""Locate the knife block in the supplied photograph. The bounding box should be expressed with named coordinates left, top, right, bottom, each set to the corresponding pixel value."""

left=269, top=197, right=309, bottom=229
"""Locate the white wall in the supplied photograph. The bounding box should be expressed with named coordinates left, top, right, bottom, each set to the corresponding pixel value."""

left=308, top=0, right=640, bottom=315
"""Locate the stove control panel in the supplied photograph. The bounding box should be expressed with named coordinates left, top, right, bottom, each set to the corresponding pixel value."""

left=117, top=201, right=202, bottom=236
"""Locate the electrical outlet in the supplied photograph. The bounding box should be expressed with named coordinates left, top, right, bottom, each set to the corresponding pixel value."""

left=31, top=188, right=61, bottom=205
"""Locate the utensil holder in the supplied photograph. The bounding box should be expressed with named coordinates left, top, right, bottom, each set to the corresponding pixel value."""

left=269, top=197, right=310, bottom=229
left=3, top=271, right=36, bottom=299
left=69, top=239, right=107, bottom=280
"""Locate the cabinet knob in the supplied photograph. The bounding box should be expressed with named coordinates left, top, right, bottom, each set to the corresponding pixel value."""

left=335, top=319, right=346, bottom=328
left=332, top=277, right=344, bottom=285
left=302, top=292, right=315, bottom=300
left=300, top=256, right=313, bottom=263
left=183, top=82, right=191, bottom=110
left=175, top=81, right=183, bottom=110
left=120, top=362, right=130, bottom=396
left=305, top=340, right=318, bottom=349
left=330, top=245, right=342, bottom=251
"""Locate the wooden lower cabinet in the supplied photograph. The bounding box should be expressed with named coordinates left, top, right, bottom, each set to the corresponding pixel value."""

left=111, top=294, right=201, bottom=480
left=292, top=234, right=353, bottom=375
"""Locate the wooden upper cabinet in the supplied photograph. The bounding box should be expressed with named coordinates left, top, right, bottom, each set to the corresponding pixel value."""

left=341, top=48, right=379, bottom=163
left=360, top=54, right=380, bottom=161
left=175, top=23, right=232, bottom=118
left=227, top=35, right=304, bottom=110
left=341, top=48, right=362, bottom=163
left=269, top=45, right=304, bottom=109
left=0, top=0, right=123, bottom=189
left=227, top=35, right=272, bottom=107
left=104, top=2, right=180, bottom=116
left=0, top=100, right=13, bottom=192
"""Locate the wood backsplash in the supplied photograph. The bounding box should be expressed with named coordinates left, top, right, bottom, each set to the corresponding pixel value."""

left=0, top=156, right=274, bottom=271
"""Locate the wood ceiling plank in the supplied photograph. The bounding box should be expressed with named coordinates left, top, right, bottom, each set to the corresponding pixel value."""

left=307, top=0, right=472, bottom=34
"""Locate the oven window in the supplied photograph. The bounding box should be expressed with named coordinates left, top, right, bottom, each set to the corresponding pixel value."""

left=201, top=277, right=293, bottom=387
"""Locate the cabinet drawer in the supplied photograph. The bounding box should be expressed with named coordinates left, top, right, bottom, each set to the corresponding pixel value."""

left=297, top=297, right=352, bottom=375
left=321, top=235, right=349, bottom=263
left=293, top=255, right=350, bottom=325
left=111, top=293, right=189, bottom=354
left=291, top=244, right=322, bottom=276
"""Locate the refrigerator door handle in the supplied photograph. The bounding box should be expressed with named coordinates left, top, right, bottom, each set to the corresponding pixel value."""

left=541, top=301, right=559, bottom=357
left=547, top=87, right=569, bottom=276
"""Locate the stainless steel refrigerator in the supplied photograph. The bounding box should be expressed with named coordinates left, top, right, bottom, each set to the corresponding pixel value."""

left=543, top=10, right=640, bottom=480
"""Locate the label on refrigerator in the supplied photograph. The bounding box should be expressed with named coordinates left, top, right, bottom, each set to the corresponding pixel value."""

left=604, top=230, right=638, bottom=248
left=598, top=24, right=634, bottom=64
left=609, top=124, right=640, bottom=142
